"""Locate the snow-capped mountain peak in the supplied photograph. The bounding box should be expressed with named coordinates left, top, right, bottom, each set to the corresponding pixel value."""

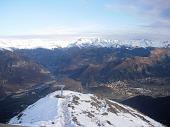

left=69, top=38, right=170, bottom=48
left=9, top=90, right=164, bottom=127
left=69, top=38, right=119, bottom=48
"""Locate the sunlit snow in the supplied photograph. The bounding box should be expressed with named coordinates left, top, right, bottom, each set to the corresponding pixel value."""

left=9, top=90, right=164, bottom=127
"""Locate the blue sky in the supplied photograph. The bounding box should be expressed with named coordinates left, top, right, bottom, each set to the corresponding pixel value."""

left=0, top=0, right=170, bottom=40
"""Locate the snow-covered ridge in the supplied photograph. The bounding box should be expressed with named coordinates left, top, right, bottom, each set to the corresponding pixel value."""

left=0, top=38, right=170, bottom=50
left=69, top=38, right=170, bottom=48
left=9, top=90, right=164, bottom=127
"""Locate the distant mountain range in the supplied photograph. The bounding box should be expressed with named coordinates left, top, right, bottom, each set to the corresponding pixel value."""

left=69, top=38, right=170, bottom=48
left=0, top=38, right=170, bottom=50
left=16, top=47, right=170, bottom=86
